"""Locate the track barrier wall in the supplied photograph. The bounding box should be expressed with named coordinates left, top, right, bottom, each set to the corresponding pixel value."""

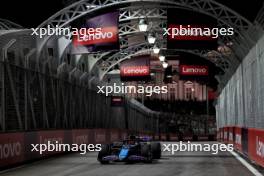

left=0, top=129, right=216, bottom=169
left=0, top=129, right=128, bottom=169
left=218, top=127, right=264, bottom=167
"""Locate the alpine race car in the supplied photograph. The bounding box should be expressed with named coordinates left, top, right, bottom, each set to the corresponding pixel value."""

left=97, top=135, right=161, bottom=164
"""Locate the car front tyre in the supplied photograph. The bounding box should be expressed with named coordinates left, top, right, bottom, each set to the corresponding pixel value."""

left=151, top=142, right=161, bottom=159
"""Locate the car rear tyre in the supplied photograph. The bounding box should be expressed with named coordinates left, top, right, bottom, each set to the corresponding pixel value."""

left=98, top=144, right=110, bottom=164
left=141, top=144, right=152, bottom=163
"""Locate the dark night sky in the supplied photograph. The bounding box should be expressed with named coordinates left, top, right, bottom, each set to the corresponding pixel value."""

left=0, top=0, right=66, bottom=27
left=0, top=0, right=263, bottom=28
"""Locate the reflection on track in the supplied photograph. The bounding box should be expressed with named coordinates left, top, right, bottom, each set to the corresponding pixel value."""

left=0, top=142, right=258, bottom=176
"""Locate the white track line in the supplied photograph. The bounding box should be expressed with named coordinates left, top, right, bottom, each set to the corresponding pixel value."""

left=230, top=150, right=263, bottom=176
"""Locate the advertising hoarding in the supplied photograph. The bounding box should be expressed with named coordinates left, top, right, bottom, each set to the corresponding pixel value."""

left=71, top=11, right=119, bottom=54
left=180, top=65, right=209, bottom=76
left=167, top=9, right=218, bottom=50
left=120, top=55, right=151, bottom=81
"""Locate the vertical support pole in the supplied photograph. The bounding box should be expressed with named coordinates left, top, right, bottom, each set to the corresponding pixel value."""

left=24, top=49, right=36, bottom=131
left=1, top=60, right=5, bottom=132
left=24, top=62, right=28, bottom=130
left=206, top=85, right=209, bottom=135
left=2, top=39, right=17, bottom=131
left=124, top=97, right=129, bottom=130
left=240, top=60, right=246, bottom=127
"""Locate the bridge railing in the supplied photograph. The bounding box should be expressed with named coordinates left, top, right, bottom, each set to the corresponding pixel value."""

left=0, top=57, right=161, bottom=133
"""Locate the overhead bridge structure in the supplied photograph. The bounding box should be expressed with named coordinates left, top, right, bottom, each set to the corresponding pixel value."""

left=0, top=0, right=264, bottom=175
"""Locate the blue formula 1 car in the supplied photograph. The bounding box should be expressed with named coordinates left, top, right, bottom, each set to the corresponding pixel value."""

left=97, top=135, right=161, bottom=164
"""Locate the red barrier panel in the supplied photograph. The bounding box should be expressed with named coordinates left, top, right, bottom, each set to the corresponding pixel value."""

left=217, top=128, right=222, bottom=141
left=228, top=127, right=234, bottom=144
left=121, top=130, right=127, bottom=140
left=220, top=126, right=264, bottom=168
left=94, top=129, right=107, bottom=144
left=37, top=131, right=65, bottom=156
left=169, top=134, right=178, bottom=141
left=221, top=128, right=224, bottom=141
left=223, top=127, right=229, bottom=143
left=138, top=131, right=153, bottom=139
left=234, top=127, right=242, bottom=152
left=0, top=133, right=24, bottom=168
left=248, top=128, right=264, bottom=167
left=217, top=130, right=220, bottom=141
left=154, top=135, right=159, bottom=141
left=183, top=136, right=193, bottom=141
left=198, top=136, right=209, bottom=141
left=110, top=129, right=120, bottom=142
left=72, top=129, right=91, bottom=144
left=160, top=134, right=166, bottom=141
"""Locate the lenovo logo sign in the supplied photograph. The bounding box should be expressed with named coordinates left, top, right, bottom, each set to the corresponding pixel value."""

left=95, top=133, right=106, bottom=143
left=121, top=66, right=150, bottom=77
left=73, top=27, right=118, bottom=46
left=256, top=136, right=264, bottom=158
left=0, top=142, right=22, bottom=159
left=180, top=65, right=208, bottom=76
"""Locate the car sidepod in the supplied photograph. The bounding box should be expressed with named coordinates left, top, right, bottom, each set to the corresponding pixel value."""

left=119, top=147, right=129, bottom=160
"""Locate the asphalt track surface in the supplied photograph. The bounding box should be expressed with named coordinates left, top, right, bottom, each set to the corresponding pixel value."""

left=0, top=142, right=261, bottom=176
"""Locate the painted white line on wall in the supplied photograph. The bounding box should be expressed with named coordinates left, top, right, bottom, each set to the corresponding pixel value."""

left=230, top=151, right=263, bottom=176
